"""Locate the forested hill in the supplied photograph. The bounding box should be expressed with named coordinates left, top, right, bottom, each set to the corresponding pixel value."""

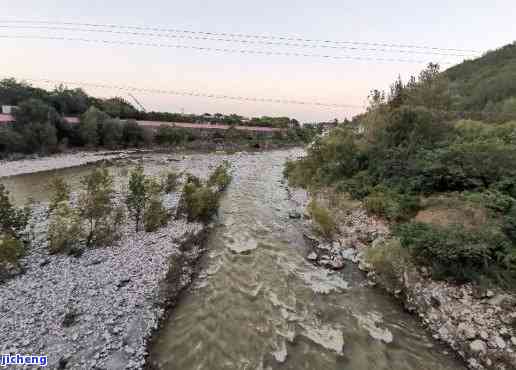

left=445, top=42, right=516, bottom=112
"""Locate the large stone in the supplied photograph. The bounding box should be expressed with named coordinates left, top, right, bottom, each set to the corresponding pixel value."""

left=457, top=322, right=477, bottom=340
left=340, top=248, right=358, bottom=262
left=288, top=211, right=301, bottom=219
left=492, top=335, right=506, bottom=349
left=487, top=294, right=513, bottom=306
left=329, top=256, right=345, bottom=270
left=469, top=339, right=487, bottom=353
left=307, top=252, right=318, bottom=262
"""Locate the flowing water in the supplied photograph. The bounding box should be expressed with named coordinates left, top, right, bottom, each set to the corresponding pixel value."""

left=146, top=150, right=465, bottom=370
left=1, top=150, right=465, bottom=370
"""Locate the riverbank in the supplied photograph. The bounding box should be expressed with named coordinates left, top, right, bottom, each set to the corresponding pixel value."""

left=0, top=150, right=142, bottom=178
left=297, top=190, right=516, bottom=370
left=0, top=152, right=235, bottom=369
left=0, top=193, right=211, bottom=369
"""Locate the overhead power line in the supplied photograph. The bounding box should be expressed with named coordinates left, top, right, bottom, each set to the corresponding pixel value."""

left=0, top=75, right=366, bottom=110
left=0, top=19, right=481, bottom=54
left=0, top=34, right=451, bottom=64
left=0, top=24, right=475, bottom=58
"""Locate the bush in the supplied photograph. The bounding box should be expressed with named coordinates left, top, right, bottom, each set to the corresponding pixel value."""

left=0, top=233, right=24, bottom=265
left=0, top=184, right=31, bottom=240
left=161, top=171, right=180, bottom=193
left=78, top=166, right=118, bottom=247
left=47, top=201, right=81, bottom=254
left=504, top=205, right=516, bottom=243
left=364, top=191, right=420, bottom=222
left=101, top=118, right=124, bottom=149
left=463, top=190, right=514, bottom=214
left=365, top=238, right=412, bottom=290
left=307, top=200, right=337, bottom=239
left=207, top=162, right=232, bottom=190
left=144, top=197, right=169, bottom=232
left=48, top=177, right=71, bottom=213
left=395, top=222, right=514, bottom=284
left=180, top=181, right=220, bottom=222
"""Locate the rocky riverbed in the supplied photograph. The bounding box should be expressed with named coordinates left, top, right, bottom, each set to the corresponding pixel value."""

left=0, top=151, right=236, bottom=369
left=0, top=192, right=209, bottom=369
left=298, top=192, right=516, bottom=370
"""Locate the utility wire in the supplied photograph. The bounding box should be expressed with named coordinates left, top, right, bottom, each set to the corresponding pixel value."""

left=0, top=24, right=474, bottom=58
left=0, top=19, right=481, bottom=54
left=0, top=34, right=451, bottom=64
left=0, top=75, right=366, bottom=110
left=2, top=75, right=513, bottom=118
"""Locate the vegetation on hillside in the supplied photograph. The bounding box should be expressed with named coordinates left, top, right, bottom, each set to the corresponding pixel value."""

left=285, top=53, right=516, bottom=287
left=446, top=42, right=516, bottom=113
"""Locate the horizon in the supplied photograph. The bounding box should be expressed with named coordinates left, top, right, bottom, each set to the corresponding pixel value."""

left=1, top=0, right=515, bottom=121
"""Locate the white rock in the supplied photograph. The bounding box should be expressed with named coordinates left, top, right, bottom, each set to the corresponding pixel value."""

left=307, top=252, right=318, bottom=261
left=492, top=335, right=506, bottom=349
left=457, top=322, right=477, bottom=340
left=469, top=339, right=487, bottom=353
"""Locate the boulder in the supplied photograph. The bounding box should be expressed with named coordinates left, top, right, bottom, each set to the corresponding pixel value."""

left=288, top=211, right=301, bottom=219
left=491, top=335, right=506, bottom=349
left=469, top=339, right=487, bottom=354
left=329, top=256, right=345, bottom=270
left=307, top=252, right=318, bottom=262
left=457, top=322, right=477, bottom=340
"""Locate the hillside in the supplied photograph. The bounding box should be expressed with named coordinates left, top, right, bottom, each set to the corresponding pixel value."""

left=445, top=42, right=516, bottom=112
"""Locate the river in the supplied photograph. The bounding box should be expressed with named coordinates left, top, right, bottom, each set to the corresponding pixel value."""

left=1, top=149, right=465, bottom=370
left=145, top=150, right=464, bottom=370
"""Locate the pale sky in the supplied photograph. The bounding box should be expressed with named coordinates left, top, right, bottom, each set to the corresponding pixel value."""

left=1, top=0, right=515, bottom=122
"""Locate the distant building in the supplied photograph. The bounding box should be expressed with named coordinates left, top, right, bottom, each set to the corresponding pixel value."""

left=1, top=105, right=15, bottom=114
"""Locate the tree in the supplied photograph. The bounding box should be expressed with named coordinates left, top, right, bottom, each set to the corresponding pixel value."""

left=126, top=165, right=147, bottom=232
left=79, top=107, right=109, bottom=147
left=78, top=166, right=116, bottom=247
left=101, top=118, right=124, bottom=149
left=48, top=177, right=71, bottom=214
left=0, top=184, right=31, bottom=240
left=126, top=164, right=163, bottom=231
left=122, top=120, right=145, bottom=147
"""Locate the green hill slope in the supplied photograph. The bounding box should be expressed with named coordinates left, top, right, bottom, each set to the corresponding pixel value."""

left=445, top=42, right=516, bottom=112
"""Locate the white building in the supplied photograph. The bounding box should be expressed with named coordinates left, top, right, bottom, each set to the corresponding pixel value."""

left=1, top=105, right=15, bottom=114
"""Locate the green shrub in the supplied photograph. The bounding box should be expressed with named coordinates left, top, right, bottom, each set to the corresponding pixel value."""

left=463, top=190, right=514, bottom=214
left=48, top=177, right=71, bottom=213
left=307, top=200, right=337, bottom=239
left=126, top=164, right=165, bottom=232
left=93, top=205, right=126, bottom=246
left=78, top=166, right=118, bottom=247
left=181, top=182, right=220, bottom=222
left=395, top=222, right=513, bottom=284
left=364, top=191, right=420, bottom=222
left=0, top=233, right=24, bottom=265
left=47, top=201, right=81, bottom=254
left=161, top=171, right=180, bottom=193
left=0, top=184, right=31, bottom=240
left=207, top=162, right=232, bottom=190
left=504, top=205, right=516, bottom=243
left=144, top=197, right=169, bottom=232
left=365, top=238, right=412, bottom=290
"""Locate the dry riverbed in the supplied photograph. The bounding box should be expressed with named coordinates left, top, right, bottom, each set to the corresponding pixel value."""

left=0, top=151, right=232, bottom=369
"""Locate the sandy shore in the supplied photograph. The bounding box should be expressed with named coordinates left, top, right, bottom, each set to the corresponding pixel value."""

left=0, top=151, right=138, bottom=178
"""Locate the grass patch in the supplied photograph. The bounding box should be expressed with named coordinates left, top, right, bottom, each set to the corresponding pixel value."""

left=307, top=199, right=337, bottom=239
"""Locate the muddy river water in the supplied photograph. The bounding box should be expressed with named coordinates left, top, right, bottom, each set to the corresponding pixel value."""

left=2, top=150, right=465, bottom=370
